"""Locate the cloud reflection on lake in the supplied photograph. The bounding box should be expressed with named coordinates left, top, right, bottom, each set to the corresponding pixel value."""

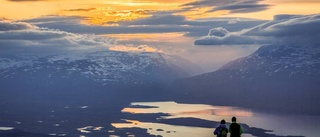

left=112, top=120, right=223, bottom=137
left=113, top=101, right=255, bottom=137
left=122, top=101, right=252, bottom=117
left=112, top=101, right=319, bottom=137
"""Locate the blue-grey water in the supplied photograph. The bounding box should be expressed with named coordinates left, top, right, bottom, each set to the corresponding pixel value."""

left=112, top=101, right=320, bottom=137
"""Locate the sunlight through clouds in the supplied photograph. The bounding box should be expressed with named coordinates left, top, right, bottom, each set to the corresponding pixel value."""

left=109, top=44, right=163, bottom=53
left=1, top=0, right=320, bottom=72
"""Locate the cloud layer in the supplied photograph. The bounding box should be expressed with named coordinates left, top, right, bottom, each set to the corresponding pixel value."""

left=23, top=15, right=266, bottom=38
left=195, top=14, right=320, bottom=46
left=181, top=0, right=270, bottom=14
left=0, top=20, right=114, bottom=56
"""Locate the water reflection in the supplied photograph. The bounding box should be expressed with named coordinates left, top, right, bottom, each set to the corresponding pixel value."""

left=122, top=101, right=252, bottom=118
left=113, top=101, right=254, bottom=137
left=113, top=101, right=319, bottom=137
left=112, top=120, right=217, bottom=137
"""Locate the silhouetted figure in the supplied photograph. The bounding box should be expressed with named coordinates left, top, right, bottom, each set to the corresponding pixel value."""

left=229, top=117, right=243, bottom=137
left=214, top=119, right=228, bottom=137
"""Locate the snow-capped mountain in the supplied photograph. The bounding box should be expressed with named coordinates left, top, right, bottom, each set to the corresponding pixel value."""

left=0, top=50, right=199, bottom=87
left=0, top=50, right=202, bottom=137
left=220, top=44, right=320, bottom=76
left=172, top=44, right=320, bottom=114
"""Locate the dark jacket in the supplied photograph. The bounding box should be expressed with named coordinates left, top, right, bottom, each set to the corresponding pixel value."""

left=229, top=122, right=243, bottom=137
left=214, top=124, right=228, bottom=137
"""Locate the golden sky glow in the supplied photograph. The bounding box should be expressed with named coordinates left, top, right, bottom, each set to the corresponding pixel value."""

left=1, top=0, right=319, bottom=23
left=0, top=0, right=186, bottom=24
left=57, top=1, right=180, bottom=25
left=109, top=45, right=163, bottom=53
left=1, top=0, right=319, bottom=74
left=103, top=33, right=192, bottom=43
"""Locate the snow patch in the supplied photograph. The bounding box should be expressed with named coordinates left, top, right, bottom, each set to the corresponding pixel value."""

left=0, top=127, right=14, bottom=130
left=79, top=106, right=89, bottom=109
left=77, top=126, right=104, bottom=133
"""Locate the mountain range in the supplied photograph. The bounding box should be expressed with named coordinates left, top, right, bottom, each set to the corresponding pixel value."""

left=1, top=41, right=320, bottom=115
left=0, top=50, right=200, bottom=91
left=0, top=50, right=201, bottom=136
left=172, top=44, right=320, bottom=114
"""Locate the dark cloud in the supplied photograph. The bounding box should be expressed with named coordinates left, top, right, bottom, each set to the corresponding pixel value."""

left=66, top=8, right=96, bottom=12
left=194, top=14, right=320, bottom=46
left=0, top=30, right=68, bottom=40
left=209, top=2, right=269, bottom=13
left=181, top=0, right=221, bottom=8
left=21, top=16, right=81, bottom=25
left=181, top=0, right=270, bottom=14
left=242, top=14, right=320, bottom=37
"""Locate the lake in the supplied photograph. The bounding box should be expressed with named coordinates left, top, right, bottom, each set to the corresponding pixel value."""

left=112, top=101, right=320, bottom=137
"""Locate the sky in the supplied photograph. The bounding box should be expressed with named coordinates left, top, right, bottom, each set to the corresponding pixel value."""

left=1, top=0, right=320, bottom=73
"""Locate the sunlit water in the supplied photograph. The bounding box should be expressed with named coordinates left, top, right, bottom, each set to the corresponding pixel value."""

left=112, top=101, right=320, bottom=137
